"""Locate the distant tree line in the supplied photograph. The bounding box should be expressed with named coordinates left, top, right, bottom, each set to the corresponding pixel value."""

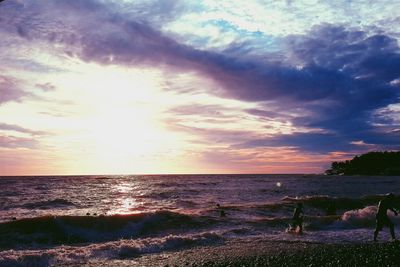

left=325, top=151, right=400, bottom=175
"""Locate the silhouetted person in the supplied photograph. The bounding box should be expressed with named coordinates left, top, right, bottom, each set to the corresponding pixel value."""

left=216, top=204, right=226, bottom=217
left=291, top=203, right=304, bottom=234
left=374, top=193, right=398, bottom=242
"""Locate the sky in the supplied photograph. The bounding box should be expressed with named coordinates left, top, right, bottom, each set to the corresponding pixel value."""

left=0, top=0, right=399, bottom=175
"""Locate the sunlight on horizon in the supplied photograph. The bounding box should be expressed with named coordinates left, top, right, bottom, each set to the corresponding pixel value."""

left=0, top=60, right=297, bottom=175
left=45, top=63, right=191, bottom=174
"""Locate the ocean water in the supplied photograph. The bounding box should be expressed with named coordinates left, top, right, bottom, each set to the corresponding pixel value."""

left=1, top=174, right=399, bottom=266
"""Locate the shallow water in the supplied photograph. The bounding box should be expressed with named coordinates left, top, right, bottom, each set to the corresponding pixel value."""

left=1, top=174, right=399, bottom=265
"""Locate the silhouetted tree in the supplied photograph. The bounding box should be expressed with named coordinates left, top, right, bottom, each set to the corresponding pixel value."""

left=325, top=151, right=400, bottom=175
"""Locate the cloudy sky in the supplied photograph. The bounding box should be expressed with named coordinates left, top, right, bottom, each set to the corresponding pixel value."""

left=0, top=0, right=399, bottom=175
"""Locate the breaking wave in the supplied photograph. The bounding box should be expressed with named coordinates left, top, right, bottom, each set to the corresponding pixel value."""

left=0, top=232, right=223, bottom=267
left=0, top=211, right=217, bottom=249
left=339, top=206, right=400, bottom=228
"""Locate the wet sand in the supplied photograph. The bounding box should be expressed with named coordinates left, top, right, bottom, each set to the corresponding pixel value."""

left=75, top=238, right=400, bottom=267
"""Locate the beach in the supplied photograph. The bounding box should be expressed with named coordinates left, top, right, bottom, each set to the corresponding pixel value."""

left=65, top=239, right=400, bottom=266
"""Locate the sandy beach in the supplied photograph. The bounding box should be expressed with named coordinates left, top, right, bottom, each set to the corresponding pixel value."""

left=71, top=238, right=400, bottom=267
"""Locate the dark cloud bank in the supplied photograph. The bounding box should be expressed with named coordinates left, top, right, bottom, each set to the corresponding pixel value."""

left=2, top=0, right=399, bottom=154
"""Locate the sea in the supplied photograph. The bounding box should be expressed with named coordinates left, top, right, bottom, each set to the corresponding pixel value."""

left=1, top=174, right=399, bottom=266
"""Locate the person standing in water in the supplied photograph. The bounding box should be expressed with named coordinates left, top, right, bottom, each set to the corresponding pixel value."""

left=291, top=203, right=304, bottom=234
left=374, top=193, right=398, bottom=242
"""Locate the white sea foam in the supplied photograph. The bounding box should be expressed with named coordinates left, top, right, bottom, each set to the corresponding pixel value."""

left=340, top=206, right=400, bottom=228
left=0, top=232, right=223, bottom=267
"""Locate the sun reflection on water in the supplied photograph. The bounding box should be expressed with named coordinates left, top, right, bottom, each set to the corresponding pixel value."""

left=110, top=182, right=143, bottom=214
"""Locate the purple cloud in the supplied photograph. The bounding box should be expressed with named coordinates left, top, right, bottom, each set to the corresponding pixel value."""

left=0, top=75, right=29, bottom=105
left=0, top=123, right=47, bottom=136
left=0, top=136, right=37, bottom=149
left=2, top=1, right=399, bottom=154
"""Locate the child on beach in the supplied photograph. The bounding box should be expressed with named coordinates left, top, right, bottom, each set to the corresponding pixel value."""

left=374, top=193, right=398, bottom=242
left=290, top=203, right=304, bottom=234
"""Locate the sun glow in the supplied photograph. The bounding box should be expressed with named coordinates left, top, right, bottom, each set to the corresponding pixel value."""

left=38, top=62, right=188, bottom=174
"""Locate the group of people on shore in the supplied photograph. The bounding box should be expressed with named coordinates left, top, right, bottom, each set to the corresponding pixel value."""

left=217, top=193, right=399, bottom=241
left=292, top=193, right=399, bottom=241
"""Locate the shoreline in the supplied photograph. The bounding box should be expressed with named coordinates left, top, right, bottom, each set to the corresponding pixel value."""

left=72, top=238, right=400, bottom=267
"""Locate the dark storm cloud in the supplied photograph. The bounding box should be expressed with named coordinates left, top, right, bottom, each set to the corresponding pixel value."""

left=276, top=26, right=400, bottom=151
left=2, top=1, right=399, bottom=153
left=165, top=25, right=398, bottom=152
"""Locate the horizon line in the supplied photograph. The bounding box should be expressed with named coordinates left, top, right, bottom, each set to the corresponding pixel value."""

left=0, top=172, right=322, bottom=177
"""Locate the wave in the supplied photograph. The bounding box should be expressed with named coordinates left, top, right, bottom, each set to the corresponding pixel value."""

left=339, top=206, right=377, bottom=228
left=248, top=211, right=396, bottom=232
left=0, top=211, right=217, bottom=249
left=281, top=194, right=388, bottom=211
left=249, top=215, right=341, bottom=230
left=241, top=205, right=399, bottom=231
left=20, top=199, right=77, bottom=210
left=0, top=232, right=223, bottom=267
left=339, top=206, right=400, bottom=228
left=200, top=194, right=385, bottom=217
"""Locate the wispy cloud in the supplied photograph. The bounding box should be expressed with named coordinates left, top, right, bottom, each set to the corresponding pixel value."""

left=0, top=122, right=47, bottom=136
left=0, top=135, right=37, bottom=149
left=0, top=75, right=30, bottom=104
